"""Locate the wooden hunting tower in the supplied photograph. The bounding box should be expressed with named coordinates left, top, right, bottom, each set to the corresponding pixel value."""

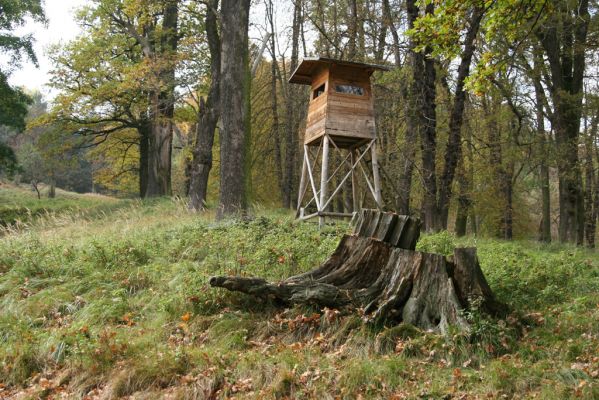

left=290, top=57, right=389, bottom=227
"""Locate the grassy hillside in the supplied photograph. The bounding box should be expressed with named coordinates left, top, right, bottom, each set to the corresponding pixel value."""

left=0, top=182, right=128, bottom=228
left=0, top=199, right=597, bottom=399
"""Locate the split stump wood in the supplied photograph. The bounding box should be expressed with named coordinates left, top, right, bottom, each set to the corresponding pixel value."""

left=209, top=210, right=503, bottom=334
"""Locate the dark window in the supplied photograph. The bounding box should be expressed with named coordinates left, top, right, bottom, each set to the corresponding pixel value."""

left=313, top=83, right=325, bottom=100
left=335, top=84, right=364, bottom=96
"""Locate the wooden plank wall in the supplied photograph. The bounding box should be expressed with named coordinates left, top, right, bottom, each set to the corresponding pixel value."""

left=304, top=67, right=329, bottom=144
left=303, top=64, right=377, bottom=147
left=326, top=65, right=376, bottom=141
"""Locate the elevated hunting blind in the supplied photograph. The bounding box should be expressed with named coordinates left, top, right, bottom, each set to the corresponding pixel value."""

left=290, top=57, right=389, bottom=227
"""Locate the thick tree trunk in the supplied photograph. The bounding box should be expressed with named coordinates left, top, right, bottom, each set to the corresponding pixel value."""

left=394, top=0, right=421, bottom=216
left=436, top=6, right=484, bottom=230
left=538, top=0, right=589, bottom=244
left=189, top=0, right=220, bottom=211
left=210, top=210, right=503, bottom=334
left=406, top=0, right=438, bottom=231
left=189, top=100, right=218, bottom=210
left=218, top=0, right=251, bottom=217
left=138, top=122, right=150, bottom=198
left=145, top=1, right=179, bottom=197
left=146, top=118, right=173, bottom=197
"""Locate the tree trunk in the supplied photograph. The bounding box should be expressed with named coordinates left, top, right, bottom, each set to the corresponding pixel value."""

left=282, top=0, right=301, bottom=209
left=145, top=0, right=179, bottom=197
left=503, top=171, right=514, bottom=240
left=217, top=0, right=251, bottom=217
left=138, top=121, right=150, bottom=198
left=189, top=0, right=220, bottom=211
left=32, top=182, right=41, bottom=200
left=532, top=51, right=551, bottom=242
left=537, top=0, right=589, bottom=244
left=455, top=109, right=474, bottom=237
left=436, top=6, right=484, bottom=230
left=382, top=0, right=400, bottom=66
left=394, top=0, right=419, bottom=216
left=584, top=117, right=597, bottom=248
left=189, top=101, right=218, bottom=211
left=594, top=138, right=599, bottom=247
left=485, top=95, right=515, bottom=239
left=210, top=210, right=503, bottom=334
left=407, top=0, right=438, bottom=231
left=48, top=177, right=56, bottom=198
left=146, top=117, right=173, bottom=197
left=455, top=161, right=470, bottom=237
left=186, top=124, right=196, bottom=196
left=266, top=0, right=284, bottom=205
left=347, top=0, right=358, bottom=59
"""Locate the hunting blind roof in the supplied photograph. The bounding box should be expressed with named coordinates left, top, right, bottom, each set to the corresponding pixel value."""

left=289, top=57, right=390, bottom=85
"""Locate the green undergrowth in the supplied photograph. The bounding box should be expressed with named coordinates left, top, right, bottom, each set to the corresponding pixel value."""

left=0, top=203, right=597, bottom=399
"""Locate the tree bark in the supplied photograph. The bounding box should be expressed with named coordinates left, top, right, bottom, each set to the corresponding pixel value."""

left=145, top=0, right=179, bottom=197
left=584, top=116, right=597, bottom=248
left=537, top=0, right=589, bottom=244
left=382, top=0, right=401, bottom=66
left=210, top=210, right=503, bottom=334
left=138, top=120, right=150, bottom=198
left=532, top=50, right=551, bottom=242
left=484, top=95, right=512, bottom=239
left=455, top=106, right=474, bottom=237
left=394, top=0, right=420, bottom=216
left=436, top=6, right=484, bottom=230
left=266, top=0, right=284, bottom=205
left=455, top=161, right=469, bottom=237
left=282, top=0, right=301, bottom=209
left=217, top=0, right=251, bottom=217
left=189, top=0, right=220, bottom=211
left=146, top=115, right=173, bottom=197
left=406, top=0, right=438, bottom=230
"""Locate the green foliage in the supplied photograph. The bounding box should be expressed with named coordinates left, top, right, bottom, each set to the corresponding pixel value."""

left=0, top=74, right=32, bottom=131
left=0, top=0, right=45, bottom=131
left=0, top=141, right=19, bottom=177
left=416, top=230, right=456, bottom=255
left=410, top=0, right=547, bottom=93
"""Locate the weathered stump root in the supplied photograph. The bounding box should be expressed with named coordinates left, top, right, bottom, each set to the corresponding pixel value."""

left=210, top=210, right=503, bottom=334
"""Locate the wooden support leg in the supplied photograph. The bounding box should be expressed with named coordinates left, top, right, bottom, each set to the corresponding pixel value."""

left=319, top=135, right=330, bottom=228
left=371, top=140, right=383, bottom=209
left=296, top=145, right=309, bottom=217
left=351, top=149, right=360, bottom=213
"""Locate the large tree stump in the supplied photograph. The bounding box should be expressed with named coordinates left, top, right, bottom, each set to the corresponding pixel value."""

left=210, top=210, right=503, bottom=334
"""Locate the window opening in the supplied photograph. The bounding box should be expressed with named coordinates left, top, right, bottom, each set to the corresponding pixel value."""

left=313, top=83, right=325, bottom=100
left=335, top=84, right=364, bottom=96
